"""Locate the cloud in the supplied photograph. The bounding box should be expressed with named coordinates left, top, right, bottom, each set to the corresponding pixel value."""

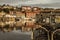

left=14, top=0, right=52, bottom=5
left=10, top=0, right=60, bottom=6
left=0, top=0, right=60, bottom=6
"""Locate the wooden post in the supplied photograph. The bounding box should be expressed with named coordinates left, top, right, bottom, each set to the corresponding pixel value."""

left=31, top=30, right=34, bottom=40
left=48, top=32, right=50, bottom=40
left=31, top=27, right=34, bottom=40
left=14, top=27, right=16, bottom=30
left=51, top=33, right=53, bottom=40
left=21, top=26, right=25, bottom=32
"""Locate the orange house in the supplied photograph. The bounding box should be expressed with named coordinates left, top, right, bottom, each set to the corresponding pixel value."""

left=25, top=12, right=36, bottom=28
left=26, top=12, right=36, bottom=18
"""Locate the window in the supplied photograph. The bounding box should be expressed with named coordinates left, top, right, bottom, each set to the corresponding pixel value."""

left=15, top=18, right=20, bottom=21
left=55, top=16, right=60, bottom=23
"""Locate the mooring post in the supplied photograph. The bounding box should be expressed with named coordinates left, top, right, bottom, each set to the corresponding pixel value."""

left=31, top=28, right=34, bottom=40
left=31, top=30, right=34, bottom=40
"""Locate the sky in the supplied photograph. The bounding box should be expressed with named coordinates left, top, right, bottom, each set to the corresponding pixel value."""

left=0, top=0, right=59, bottom=5
left=0, top=0, right=60, bottom=8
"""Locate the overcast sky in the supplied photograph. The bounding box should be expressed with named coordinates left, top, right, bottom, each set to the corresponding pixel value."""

left=0, top=0, right=59, bottom=5
left=0, top=0, right=60, bottom=8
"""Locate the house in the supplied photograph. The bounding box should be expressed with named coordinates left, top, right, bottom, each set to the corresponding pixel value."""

left=21, top=6, right=32, bottom=12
